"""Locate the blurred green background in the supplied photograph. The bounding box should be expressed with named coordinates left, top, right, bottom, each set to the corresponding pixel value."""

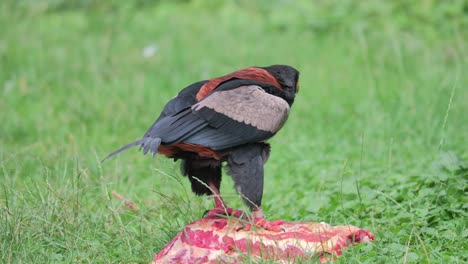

left=1, top=0, right=467, bottom=263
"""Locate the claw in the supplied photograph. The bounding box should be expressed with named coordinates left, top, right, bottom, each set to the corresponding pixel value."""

left=205, top=182, right=247, bottom=218
left=205, top=207, right=247, bottom=219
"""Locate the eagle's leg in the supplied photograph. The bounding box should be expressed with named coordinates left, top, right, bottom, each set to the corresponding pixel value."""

left=227, top=143, right=284, bottom=232
left=182, top=158, right=245, bottom=218
left=205, top=181, right=246, bottom=219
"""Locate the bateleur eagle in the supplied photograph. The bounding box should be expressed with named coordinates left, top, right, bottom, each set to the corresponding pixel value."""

left=104, top=65, right=299, bottom=231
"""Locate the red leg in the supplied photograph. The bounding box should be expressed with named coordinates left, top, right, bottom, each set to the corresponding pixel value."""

left=204, top=183, right=283, bottom=232
left=205, top=182, right=246, bottom=218
left=243, top=207, right=284, bottom=232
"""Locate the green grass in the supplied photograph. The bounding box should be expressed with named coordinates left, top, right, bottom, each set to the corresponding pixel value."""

left=1, top=1, right=467, bottom=263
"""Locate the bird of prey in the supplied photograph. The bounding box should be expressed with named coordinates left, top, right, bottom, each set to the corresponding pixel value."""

left=104, top=65, right=299, bottom=231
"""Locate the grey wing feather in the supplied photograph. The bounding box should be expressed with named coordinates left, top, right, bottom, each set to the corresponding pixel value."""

left=193, top=85, right=290, bottom=133
left=184, top=85, right=290, bottom=150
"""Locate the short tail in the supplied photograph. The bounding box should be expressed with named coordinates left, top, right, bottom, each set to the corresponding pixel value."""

left=101, top=137, right=162, bottom=162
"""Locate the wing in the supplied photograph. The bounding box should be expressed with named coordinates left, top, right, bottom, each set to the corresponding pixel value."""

left=184, top=82, right=290, bottom=150
left=150, top=79, right=290, bottom=149
left=104, top=79, right=290, bottom=161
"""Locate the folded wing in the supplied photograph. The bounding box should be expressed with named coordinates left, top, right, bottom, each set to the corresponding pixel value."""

left=104, top=78, right=291, bottom=159
left=186, top=84, right=290, bottom=149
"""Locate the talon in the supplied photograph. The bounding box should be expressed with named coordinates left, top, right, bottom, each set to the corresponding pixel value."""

left=205, top=207, right=247, bottom=219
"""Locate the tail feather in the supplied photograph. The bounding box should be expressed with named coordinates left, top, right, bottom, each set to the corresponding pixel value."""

left=101, top=137, right=162, bottom=162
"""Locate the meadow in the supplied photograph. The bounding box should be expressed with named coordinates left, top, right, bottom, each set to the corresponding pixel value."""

left=1, top=1, right=467, bottom=263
